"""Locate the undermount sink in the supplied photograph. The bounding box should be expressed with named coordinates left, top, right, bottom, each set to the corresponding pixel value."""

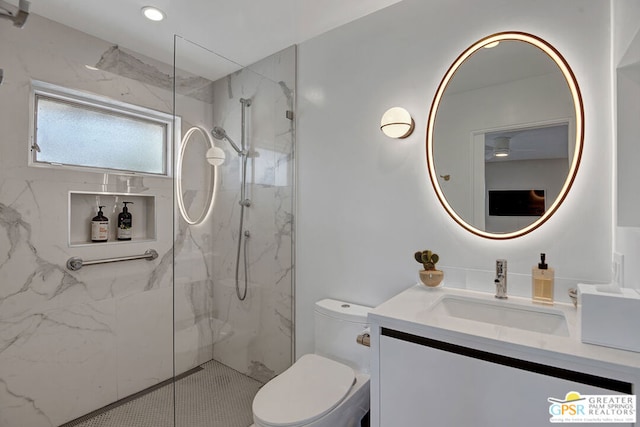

left=430, top=294, right=569, bottom=336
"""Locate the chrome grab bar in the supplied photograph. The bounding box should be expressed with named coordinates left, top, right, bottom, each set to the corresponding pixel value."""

left=66, top=249, right=159, bottom=271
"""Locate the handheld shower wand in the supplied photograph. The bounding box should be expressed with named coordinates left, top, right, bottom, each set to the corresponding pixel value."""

left=211, top=98, right=252, bottom=301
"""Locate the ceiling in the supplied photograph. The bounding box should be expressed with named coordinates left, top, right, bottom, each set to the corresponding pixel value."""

left=446, top=40, right=560, bottom=95
left=26, top=0, right=403, bottom=76
left=485, top=124, right=569, bottom=162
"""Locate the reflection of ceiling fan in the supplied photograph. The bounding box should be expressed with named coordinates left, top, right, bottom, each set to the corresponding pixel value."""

left=485, top=136, right=536, bottom=160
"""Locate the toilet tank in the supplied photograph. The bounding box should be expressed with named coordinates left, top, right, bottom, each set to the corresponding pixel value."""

left=314, top=299, right=372, bottom=373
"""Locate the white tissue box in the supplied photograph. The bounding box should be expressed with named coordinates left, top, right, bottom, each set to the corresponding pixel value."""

left=578, top=284, right=640, bottom=353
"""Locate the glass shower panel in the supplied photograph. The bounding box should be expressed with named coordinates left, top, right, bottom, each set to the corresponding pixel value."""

left=173, top=36, right=295, bottom=426
left=0, top=15, right=175, bottom=427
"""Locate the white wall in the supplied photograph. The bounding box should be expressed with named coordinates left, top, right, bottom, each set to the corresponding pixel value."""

left=614, top=0, right=640, bottom=290
left=296, top=0, right=612, bottom=356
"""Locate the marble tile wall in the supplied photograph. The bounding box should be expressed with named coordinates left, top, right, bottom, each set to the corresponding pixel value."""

left=205, top=46, right=296, bottom=383
left=1, top=14, right=294, bottom=427
left=0, top=15, right=201, bottom=427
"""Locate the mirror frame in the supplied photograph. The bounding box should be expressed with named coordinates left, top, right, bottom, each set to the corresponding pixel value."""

left=176, top=126, right=218, bottom=225
left=426, top=32, right=584, bottom=239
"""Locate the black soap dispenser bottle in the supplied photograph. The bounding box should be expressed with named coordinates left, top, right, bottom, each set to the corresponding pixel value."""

left=91, top=205, right=109, bottom=242
left=117, top=201, right=133, bottom=241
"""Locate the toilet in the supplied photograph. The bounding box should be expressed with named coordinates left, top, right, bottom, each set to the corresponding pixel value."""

left=252, top=299, right=372, bottom=427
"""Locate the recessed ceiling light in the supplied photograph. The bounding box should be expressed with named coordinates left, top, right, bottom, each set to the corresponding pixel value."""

left=484, top=41, right=500, bottom=49
left=141, top=6, right=165, bottom=22
left=85, top=65, right=99, bottom=71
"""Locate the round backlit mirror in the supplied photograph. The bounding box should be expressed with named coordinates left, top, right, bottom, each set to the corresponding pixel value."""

left=427, top=32, right=583, bottom=239
left=176, top=126, right=218, bottom=225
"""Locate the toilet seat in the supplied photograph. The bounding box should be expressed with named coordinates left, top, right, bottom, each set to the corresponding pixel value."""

left=252, top=354, right=355, bottom=427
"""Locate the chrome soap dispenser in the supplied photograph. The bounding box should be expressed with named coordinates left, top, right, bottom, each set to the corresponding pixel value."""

left=532, top=253, right=554, bottom=305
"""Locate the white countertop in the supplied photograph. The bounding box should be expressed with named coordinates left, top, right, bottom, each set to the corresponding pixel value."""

left=369, top=284, right=640, bottom=379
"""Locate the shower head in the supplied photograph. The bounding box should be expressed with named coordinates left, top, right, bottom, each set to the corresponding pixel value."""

left=211, top=126, right=227, bottom=140
left=211, top=126, right=243, bottom=155
left=0, top=0, right=30, bottom=28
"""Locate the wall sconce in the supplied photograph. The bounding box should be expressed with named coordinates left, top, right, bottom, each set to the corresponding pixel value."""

left=206, top=146, right=226, bottom=166
left=380, top=107, right=415, bottom=139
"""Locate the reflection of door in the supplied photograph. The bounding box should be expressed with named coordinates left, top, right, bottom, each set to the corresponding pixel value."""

left=471, top=119, right=572, bottom=233
left=471, top=132, right=486, bottom=230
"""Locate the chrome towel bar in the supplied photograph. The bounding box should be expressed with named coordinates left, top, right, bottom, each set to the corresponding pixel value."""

left=66, top=249, right=159, bottom=271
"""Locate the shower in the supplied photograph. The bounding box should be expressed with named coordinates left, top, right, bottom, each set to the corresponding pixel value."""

left=212, top=126, right=243, bottom=156
left=0, top=0, right=29, bottom=27
left=211, top=97, right=252, bottom=301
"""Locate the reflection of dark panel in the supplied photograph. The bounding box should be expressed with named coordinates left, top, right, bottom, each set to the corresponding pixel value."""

left=488, top=190, right=545, bottom=216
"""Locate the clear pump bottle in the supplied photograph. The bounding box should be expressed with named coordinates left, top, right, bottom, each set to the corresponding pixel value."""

left=532, top=253, right=554, bottom=305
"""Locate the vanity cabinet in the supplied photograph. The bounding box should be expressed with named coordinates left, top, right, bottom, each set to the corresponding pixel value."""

left=375, top=328, right=633, bottom=427
left=368, top=286, right=640, bottom=427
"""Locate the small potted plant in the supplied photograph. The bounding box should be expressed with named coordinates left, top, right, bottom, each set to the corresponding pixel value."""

left=414, top=249, right=444, bottom=287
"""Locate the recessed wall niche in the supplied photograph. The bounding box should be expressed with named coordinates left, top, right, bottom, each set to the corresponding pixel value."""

left=69, top=191, right=156, bottom=246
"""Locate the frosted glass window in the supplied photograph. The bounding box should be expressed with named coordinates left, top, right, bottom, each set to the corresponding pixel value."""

left=31, top=82, right=172, bottom=176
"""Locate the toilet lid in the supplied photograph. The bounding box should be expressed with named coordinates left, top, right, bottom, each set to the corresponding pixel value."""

left=253, top=354, right=355, bottom=427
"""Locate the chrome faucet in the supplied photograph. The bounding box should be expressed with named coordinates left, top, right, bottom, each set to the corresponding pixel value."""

left=495, top=259, right=507, bottom=299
